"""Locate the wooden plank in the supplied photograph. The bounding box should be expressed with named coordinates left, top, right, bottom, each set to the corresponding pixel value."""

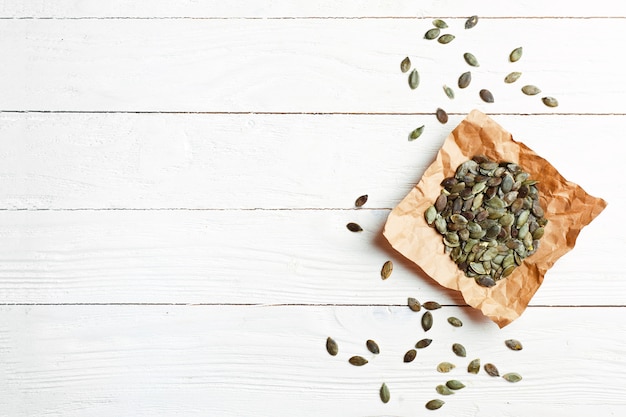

left=0, top=209, right=617, bottom=306
left=2, top=1, right=626, bottom=18
left=0, top=18, right=623, bottom=112
left=0, top=304, right=624, bottom=416
left=0, top=113, right=613, bottom=210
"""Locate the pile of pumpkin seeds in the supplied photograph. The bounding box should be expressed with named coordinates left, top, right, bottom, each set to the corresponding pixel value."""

left=425, top=154, right=548, bottom=287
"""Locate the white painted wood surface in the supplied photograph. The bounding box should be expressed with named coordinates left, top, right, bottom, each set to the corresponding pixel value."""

left=1, top=2, right=624, bottom=416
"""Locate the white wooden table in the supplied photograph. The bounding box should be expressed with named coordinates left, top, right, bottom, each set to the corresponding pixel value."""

left=1, top=2, right=625, bottom=416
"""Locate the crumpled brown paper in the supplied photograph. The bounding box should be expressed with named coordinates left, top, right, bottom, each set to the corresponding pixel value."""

left=383, top=109, right=607, bottom=327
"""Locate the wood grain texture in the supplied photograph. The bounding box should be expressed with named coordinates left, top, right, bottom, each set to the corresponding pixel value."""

left=2, top=1, right=626, bottom=18
left=0, top=18, right=623, bottom=113
left=0, top=113, right=614, bottom=210
left=0, top=305, right=624, bottom=416
left=0, top=209, right=617, bottom=305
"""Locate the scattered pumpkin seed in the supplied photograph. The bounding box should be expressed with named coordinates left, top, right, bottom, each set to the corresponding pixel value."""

left=346, top=222, right=363, bottom=232
left=522, top=85, right=541, bottom=96
left=504, top=71, right=522, bottom=84
left=381, top=260, right=393, bottom=280
left=433, top=19, right=448, bottom=28
left=463, top=52, right=480, bottom=67
left=409, top=125, right=425, bottom=141
left=424, top=28, right=441, bottom=40
left=404, top=349, right=417, bottom=363
left=542, top=96, right=559, bottom=107
left=509, top=47, right=523, bottom=62
left=437, top=362, right=456, bottom=373
left=354, top=194, right=368, bottom=207
left=452, top=343, right=467, bottom=357
left=484, top=363, right=500, bottom=377
left=326, top=337, right=338, bottom=356
left=447, top=317, right=463, bottom=327
left=426, top=399, right=445, bottom=410
left=436, top=384, right=455, bottom=395
left=408, top=297, right=422, bottom=312
left=366, top=339, right=380, bottom=354
left=467, top=358, right=480, bottom=374
left=400, top=56, right=411, bottom=73
left=416, top=338, right=432, bottom=349
left=505, top=339, right=523, bottom=351
left=423, top=301, right=442, bottom=310
left=480, top=89, right=494, bottom=103
left=380, top=382, right=390, bottom=403
left=502, top=372, right=522, bottom=383
left=438, top=34, right=455, bottom=44
left=446, top=380, right=466, bottom=390
left=465, top=15, right=479, bottom=29
left=443, top=85, right=455, bottom=99
left=422, top=311, right=433, bottom=332
left=436, top=108, right=448, bottom=124
left=408, top=69, right=420, bottom=89
left=349, top=356, right=368, bottom=366
left=458, top=71, right=471, bottom=89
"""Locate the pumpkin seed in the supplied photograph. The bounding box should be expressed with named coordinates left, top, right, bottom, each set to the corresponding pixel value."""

left=504, top=72, right=522, bottom=83
left=463, top=52, right=479, bottom=67
left=467, top=358, right=480, bottom=374
left=447, top=317, right=463, bottom=327
left=381, top=260, right=393, bottom=280
left=502, top=372, right=522, bottom=383
left=354, top=194, right=368, bottom=207
left=400, top=56, right=411, bottom=73
left=424, top=28, right=441, bottom=40
left=522, top=85, right=541, bottom=96
left=436, top=108, right=448, bottom=124
left=542, top=96, right=559, bottom=107
left=404, top=349, right=417, bottom=363
left=437, top=362, right=456, bottom=373
left=346, top=222, right=363, bottom=232
left=409, top=125, right=425, bottom=141
left=425, top=399, right=444, bottom=410
left=408, top=69, right=420, bottom=89
left=452, top=343, right=466, bottom=357
left=480, top=89, right=494, bottom=103
left=436, top=384, right=455, bottom=395
left=416, top=338, right=432, bottom=349
left=408, top=297, right=421, bottom=312
left=326, top=337, right=338, bottom=356
left=443, top=85, right=454, bottom=99
left=509, top=47, right=523, bottom=62
left=433, top=19, right=448, bottom=28
left=380, top=383, right=390, bottom=403
left=438, top=34, right=455, bottom=44
left=446, top=380, right=466, bottom=390
left=458, top=71, right=471, bottom=89
left=465, top=15, right=478, bottom=29
left=349, top=356, right=368, bottom=366
left=366, top=339, right=380, bottom=354
left=422, top=311, right=433, bottom=332
left=484, top=363, right=500, bottom=377
left=505, top=339, right=523, bottom=351
left=423, top=301, right=442, bottom=310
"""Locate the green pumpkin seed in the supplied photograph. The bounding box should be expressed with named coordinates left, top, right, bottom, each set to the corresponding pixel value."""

left=542, top=96, right=559, bottom=107
left=484, top=363, right=500, bottom=377
left=381, top=260, right=393, bottom=280
left=366, top=339, right=380, bottom=354
left=463, top=52, right=479, bottom=67
left=408, top=69, right=420, bottom=89
left=326, top=337, right=338, bottom=356
left=443, top=85, right=455, bottom=99
left=409, top=125, right=425, bottom=141
left=425, top=399, right=444, bottom=410
left=452, top=343, right=466, bottom=357
left=446, top=380, right=466, bottom=390
left=436, top=108, right=448, bottom=124
left=509, top=47, right=523, bottom=62
left=504, top=71, right=522, bottom=84
left=346, top=222, right=362, bottom=232
left=502, top=372, right=522, bottom=383
left=480, top=89, right=494, bottom=103
left=416, top=338, right=432, bottom=349
left=425, top=206, right=437, bottom=225
left=447, top=317, right=463, bottom=327
left=400, top=56, right=411, bottom=73
left=436, top=384, right=455, bottom=395
left=522, top=85, right=541, bottom=96
left=408, top=297, right=422, bottom=312
left=467, top=358, right=480, bottom=374
left=433, top=19, right=448, bottom=28
left=423, top=301, right=442, bottom=310
left=354, top=194, right=368, bottom=207
left=424, top=28, right=441, bottom=40
left=465, top=15, right=478, bottom=29
left=437, top=362, right=456, bottom=373
left=380, top=382, right=390, bottom=403
left=349, top=356, right=368, bottom=366
left=422, top=311, right=433, bottom=332
left=458, top=71, right=471, bottom=89
left=404, top=349, right=417, bottom=363
left=438, top=34, right=455, bottom=44
left=505, top=339, right=523, bottom=351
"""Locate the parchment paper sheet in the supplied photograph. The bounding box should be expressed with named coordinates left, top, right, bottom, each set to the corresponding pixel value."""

left=383, top=109, right=607, bottom=327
